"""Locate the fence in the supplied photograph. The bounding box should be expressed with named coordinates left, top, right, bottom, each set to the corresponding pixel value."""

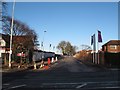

left=104, top=52, right=120, bottom=67
left=79, top=51, right=120, bottom=67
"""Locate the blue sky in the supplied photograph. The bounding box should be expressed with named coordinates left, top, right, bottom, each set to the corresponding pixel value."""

left=7, top=2, right=118, bottom=52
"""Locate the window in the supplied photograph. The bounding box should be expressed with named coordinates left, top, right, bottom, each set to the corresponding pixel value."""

left=110, top=45, right=117, bottom=50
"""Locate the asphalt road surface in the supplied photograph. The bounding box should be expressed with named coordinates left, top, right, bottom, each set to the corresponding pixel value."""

left=2, top=57, right=120, bottom=90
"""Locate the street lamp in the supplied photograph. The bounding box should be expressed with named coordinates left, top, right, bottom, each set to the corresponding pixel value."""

left=42, top=30, right=47, bottom=51
left=41, top=31, right=47, bottom=51
left=9, top=0, right=15, bottom=68
left=40, top=30, right=47, bottom=68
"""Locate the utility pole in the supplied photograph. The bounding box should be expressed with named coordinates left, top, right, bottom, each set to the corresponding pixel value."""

left=9, top=0, right=15, bottom=68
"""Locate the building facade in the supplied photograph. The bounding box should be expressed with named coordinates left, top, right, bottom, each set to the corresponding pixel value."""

left=0, top=34, right=9, bottom=58
left=102, top=40, right=120, bottom=53
left=101, top=40, right=120, bottom=66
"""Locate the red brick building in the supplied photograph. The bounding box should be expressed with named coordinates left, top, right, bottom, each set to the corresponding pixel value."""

left=101, top=40, right=120, bottom=66
left=102, top=40, right=120, bottom=53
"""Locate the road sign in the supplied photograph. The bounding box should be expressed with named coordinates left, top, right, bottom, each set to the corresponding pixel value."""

left=17, top=53, right=25, bottom=57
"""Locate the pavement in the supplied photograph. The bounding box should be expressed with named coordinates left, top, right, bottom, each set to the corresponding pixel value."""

left=1, top=58, right=59, bottom=73
left=77, top=59, right=120, bottom=71
left=1, top=64, right=31, bottom=73
left=78, top=59, right=108, bottom=70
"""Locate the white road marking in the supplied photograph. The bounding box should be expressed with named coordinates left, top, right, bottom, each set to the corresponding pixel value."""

left=42, top=83, right=81, bottom=85
left=3, top=80, right=120, bottom=89
left=86, top=81, right=120, bottom=84
left=39, top=81, right=120, bottom=85
left=10, top=84, right=26, bottom=89
left=91, top=86, right=120, bottom=89
left=42, top=81, right=120, bottom=88
left=76, top=83, right=87, bottom=88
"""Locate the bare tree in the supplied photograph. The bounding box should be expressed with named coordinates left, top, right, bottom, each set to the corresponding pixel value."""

left=0, top=1, right=2, bottom=21
left=0, top=2, right=7, bottom=21
left=2, top=16, right=39, bottom=63
left=57, top=41, right=77, bottom=55
left=81, top=44, right=92, bottom=50
left=3, top=16, right=29, bottom=35
left=0, top=2, right=7, bottom=30
left=57, top=41, right=66, bottom=54
left=2, top=16, right=39, bottom=49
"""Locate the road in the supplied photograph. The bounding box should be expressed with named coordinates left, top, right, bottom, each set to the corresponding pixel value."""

left=2, top=57, right=120, bottom=90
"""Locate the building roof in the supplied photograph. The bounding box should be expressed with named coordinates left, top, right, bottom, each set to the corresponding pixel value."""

left=1, top=33, right=34, bottom=48
left=102, top=40, right=120, bottom=46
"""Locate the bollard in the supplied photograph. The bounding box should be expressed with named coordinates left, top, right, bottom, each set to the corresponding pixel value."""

left=33, top=55, right=36, bottom=69
left=18, top=65, right=20, bottom=68
left=48, top=58, right=51, bottom=65
left=40, top=60, right=44, bottom=68
left=51, top=57, right=54, bottom=63
left=40, top=64, right=43, bottom=68
left=34, top=62, right=37, bottom=69
left=55, top=57, right=58, bottom=61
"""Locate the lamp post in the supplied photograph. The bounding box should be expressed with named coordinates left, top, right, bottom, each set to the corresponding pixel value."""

left=40, top=30, right=47, bottom=68
left=42, top=30, right=47, bottom=51
left=9, top=0, right=15, bottom=68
